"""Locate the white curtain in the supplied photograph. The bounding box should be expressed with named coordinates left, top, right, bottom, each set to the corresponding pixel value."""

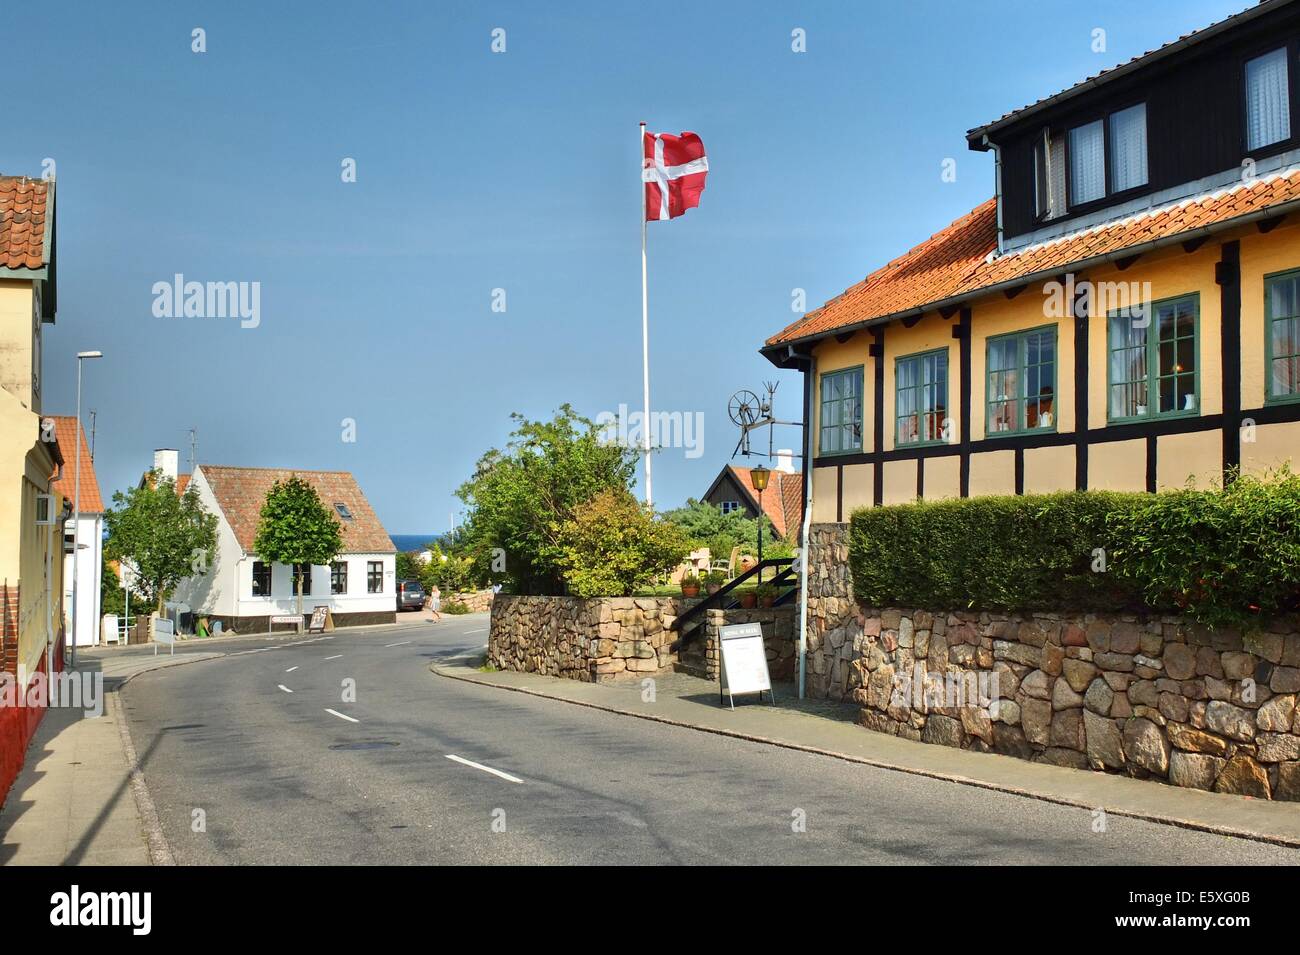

left=1069, top=120, right=1105, bottom=204
left=1247, top=48, right=1290, bottom=150
left=1109, top=103, right=1148, bottom=191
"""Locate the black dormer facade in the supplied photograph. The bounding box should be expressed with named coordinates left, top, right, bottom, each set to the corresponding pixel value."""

left=969, top=0, right=1300, bottom=245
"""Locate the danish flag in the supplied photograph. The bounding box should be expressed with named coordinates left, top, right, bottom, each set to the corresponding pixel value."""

left=642, top=130, right=708, bottom=221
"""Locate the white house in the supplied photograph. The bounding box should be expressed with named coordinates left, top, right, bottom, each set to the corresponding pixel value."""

left=168, top=459, right=397, bottom=632
left=51, top=416, right=103, bottom=647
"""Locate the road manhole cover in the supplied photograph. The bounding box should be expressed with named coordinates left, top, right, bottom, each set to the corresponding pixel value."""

left=329, top=740, right=399, bottom=751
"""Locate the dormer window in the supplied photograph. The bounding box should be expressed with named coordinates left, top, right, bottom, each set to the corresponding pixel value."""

left=1109, top=104, right=1148, bottom=192
left=1064, top=102, right=1148, bottom=210
left=334, top=502, right=353, bottom=521
left=1068, top=120, right=1106, bottom=204
left=1246, top=47, right=1291, bottom=151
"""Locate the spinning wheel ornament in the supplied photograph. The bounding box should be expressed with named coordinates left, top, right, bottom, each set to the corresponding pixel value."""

left=728, top=390, right=762, bottom=427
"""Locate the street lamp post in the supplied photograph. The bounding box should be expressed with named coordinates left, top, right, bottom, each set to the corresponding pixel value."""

left=70, top=351, right=103, bottom=668
left=749, top=465, right=770, bottom=584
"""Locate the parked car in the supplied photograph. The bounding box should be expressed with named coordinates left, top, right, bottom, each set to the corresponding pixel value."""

left=396, top=579, right=426, bottom=612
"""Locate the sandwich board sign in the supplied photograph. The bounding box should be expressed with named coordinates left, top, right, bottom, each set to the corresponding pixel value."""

left=718, top=622, right=775, bottom=709
left=308, top=605, right=332, bottom=633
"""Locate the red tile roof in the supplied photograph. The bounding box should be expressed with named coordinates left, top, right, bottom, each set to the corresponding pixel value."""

left=767, top=169, right=1300, bottom=347
left=726, top=465, right=803, bottom=539
left=175, top=474, right=191, bottom=496
left=48, top=417, right=104, bottom=513
left=198, top=466, right=395, bottom=555
left=0, top=177, right=50, bottom=270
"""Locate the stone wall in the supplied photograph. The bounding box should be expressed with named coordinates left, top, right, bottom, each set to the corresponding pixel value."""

left=803, top=523, right=860, bottom=701
left=803, top=521, right=1300, bottom=801
left=488, top=595, right=691, bottom=681
left=690, top=607, right=797, bottom=681
left=449, top=588, right=494, bottom=613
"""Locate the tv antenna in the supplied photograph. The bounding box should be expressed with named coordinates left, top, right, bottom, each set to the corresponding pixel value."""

left=728, top=380, right=804, bottom=462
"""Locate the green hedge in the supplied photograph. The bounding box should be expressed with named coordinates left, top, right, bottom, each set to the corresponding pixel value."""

left=847, top=470, right=1300, bottom=628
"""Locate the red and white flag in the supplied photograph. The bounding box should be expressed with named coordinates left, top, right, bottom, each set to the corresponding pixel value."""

left=642, top=130, right=708, bottom=221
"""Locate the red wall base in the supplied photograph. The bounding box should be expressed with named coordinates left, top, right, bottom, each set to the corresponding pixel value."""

left=0, top=640, right=64, bottom=808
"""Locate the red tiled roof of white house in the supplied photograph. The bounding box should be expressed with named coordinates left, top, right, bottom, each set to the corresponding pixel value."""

left=766, top=168, right=1300, bottom=349
left=48, top=417, right=103, bottom=513
left=197, top=466, right=395, bottom=554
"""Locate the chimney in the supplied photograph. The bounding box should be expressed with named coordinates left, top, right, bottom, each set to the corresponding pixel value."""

left=775, top=449, right=796, bottom=473
left=153, top=448, right=179, bottom=483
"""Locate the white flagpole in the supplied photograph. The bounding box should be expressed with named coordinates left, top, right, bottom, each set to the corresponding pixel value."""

left=640, top=121, right=653, bottom=508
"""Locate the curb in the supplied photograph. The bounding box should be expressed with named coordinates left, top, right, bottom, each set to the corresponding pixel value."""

left=431, top=661, right=1300, bottom=850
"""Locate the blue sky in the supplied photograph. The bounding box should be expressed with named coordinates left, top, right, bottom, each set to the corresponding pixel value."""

left=11, top=0, right=1241, bottom=534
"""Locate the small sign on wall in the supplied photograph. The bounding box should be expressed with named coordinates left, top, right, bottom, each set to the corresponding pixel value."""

left=718, top=622, right=775, bottom=709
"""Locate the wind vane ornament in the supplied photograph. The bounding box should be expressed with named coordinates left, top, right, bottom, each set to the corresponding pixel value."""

left=637, top=125, right=709, bottom=506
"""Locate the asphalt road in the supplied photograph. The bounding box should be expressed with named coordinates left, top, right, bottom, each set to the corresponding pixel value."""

left=120, top=615, right=1300, bottom=865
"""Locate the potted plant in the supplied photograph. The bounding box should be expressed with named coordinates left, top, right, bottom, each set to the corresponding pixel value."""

left=704, top=570, right=727, bottom=595
left=756, top=583, right=776, bottom=608
left=739, top=589, right=758, bottom=609
left=680, top=572, right=701, bottom=598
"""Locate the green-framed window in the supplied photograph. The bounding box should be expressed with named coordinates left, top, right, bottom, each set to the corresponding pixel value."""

left=1266, top=269, right=1300, bottom=402
left=1107, top=294, right=1199, bottom=421
left=986, top=326, right=1057, bottom=435
left=896, top=349, right=949, bottom=445
left=819, top=366, right=863, bottom=454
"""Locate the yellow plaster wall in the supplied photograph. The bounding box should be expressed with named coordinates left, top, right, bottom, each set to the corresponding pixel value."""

left=923, top=455, right=961, bottom=499
left=1023, top=444, right=1076, bottom=494
left=1089, top=438, right=1147, bottom=491
left=1157, top=430, right=1222, bottom=490
left=841, top=463, right=874, bottom=513
left=1241, top=419, right=1300, bottom=476
left=968, top=449, right=1015, bottom=496
left=0, top=281, right=35, bottom=411
left=881, top=460, right=917, bottom=505
left=811, top=465, right=839, bottom=522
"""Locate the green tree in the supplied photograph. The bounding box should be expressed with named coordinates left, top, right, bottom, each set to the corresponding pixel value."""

left=253, top=476, right=344, bottom=617
left=104, top=470, right=218, bottom=613
left=554, top=490, right=689, bottom=597
left=395, top=550, right=422, bottom=582
left=98, top=559, right=149, bottom=619
left=457, top=405, right=637, bottom=594
left=660, top=499, right=769, bottom=564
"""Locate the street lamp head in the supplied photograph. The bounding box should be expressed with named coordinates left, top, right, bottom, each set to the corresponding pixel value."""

left=76, top=351, right=103, bottom=360
left=749, top=464, right=771, bottom=493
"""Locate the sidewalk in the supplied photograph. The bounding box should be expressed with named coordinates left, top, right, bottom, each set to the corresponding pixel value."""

left=432, top=656, right=1300, bottom=848
left=0, top=652, right=217, bottom=865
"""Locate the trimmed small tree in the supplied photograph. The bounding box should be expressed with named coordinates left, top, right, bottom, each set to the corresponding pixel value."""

left=104, top=470, right=218, bottom=613
left=253, top=476, right=344, bottom=617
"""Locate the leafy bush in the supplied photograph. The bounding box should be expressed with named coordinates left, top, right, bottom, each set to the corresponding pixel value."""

left=442, top=599, right=472, bottom=615
left=849, top=472, right=1300, bottom=627
left=555, top=490, right=690, bottom=597
left=850, top=491, right=1152, bottom=616
left=1110, top=468, right=1300, bottom=627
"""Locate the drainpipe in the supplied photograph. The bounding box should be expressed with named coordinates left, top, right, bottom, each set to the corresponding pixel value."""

left=984, top=134, right=1004, bottom=256
left=797, top=353, right=816, bottom=699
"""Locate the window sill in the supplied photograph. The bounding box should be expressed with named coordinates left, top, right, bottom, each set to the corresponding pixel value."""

left=818, top=448, right=865, bottom=458
left=1107, top=408, right=1201, bottom=426
left=984, top=425, right=1058, bottom=440
left=1264, top=392, right=1300, bottom=407
left=894, top=439, right=953, bottom=450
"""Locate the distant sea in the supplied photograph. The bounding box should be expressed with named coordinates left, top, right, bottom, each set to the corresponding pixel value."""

left=391, top=534, right=438, bottom=553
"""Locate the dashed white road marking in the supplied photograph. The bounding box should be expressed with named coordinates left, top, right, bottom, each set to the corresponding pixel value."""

left=285, top=666, right=299, bottom=673
left=384, top=640, right=412, bottom=647
left=445, top=754, right=523, bottom=784
left=277, top=684, right=294, bottom=694
left=324, top=654, right=343, bottom=661
left=325, top=708, right=359, bottom=723
left=465, top=629, right=487, bottom=634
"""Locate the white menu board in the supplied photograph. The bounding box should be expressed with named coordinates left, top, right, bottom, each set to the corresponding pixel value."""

left=718, top=622, right=775, bottom=708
